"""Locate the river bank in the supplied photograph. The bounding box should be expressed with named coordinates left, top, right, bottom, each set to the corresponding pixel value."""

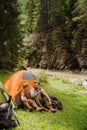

left=28, top=68, right=87, bottom=80
left=27, top=68, right=87, bottom=88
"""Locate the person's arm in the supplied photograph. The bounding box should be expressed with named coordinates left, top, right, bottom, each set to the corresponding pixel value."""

left=21, top=91, right=29, bottom=102
left=30, top=89, right=41, bottom=98
left=20, top=91, right=32, bottom=110
left=41, top=89, right=51, bottom=102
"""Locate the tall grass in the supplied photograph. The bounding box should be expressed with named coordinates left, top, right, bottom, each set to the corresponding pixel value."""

left=0, top=71, right=87, bottom=130
left=35, top=70, right=48, bottom=84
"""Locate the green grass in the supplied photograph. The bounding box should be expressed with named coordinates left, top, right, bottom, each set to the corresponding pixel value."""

left=0, top=72, right=87, bottom=130
left=0, top=70, right=12, bottom=82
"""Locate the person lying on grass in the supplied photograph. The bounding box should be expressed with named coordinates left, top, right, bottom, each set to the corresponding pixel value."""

left=29, top=82, right=57, bottom=112
left=20, top=84, right=44, bottom=112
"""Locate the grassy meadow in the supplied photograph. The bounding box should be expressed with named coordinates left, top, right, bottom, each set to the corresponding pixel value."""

left=0, top=70, right=87, bottom=130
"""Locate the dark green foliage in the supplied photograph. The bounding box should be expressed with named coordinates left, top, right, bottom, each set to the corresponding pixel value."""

left=26, top=0, right=40, bottom=32
left=0, top=0, right=23, bottom=70
left=25, top=0, right=87, bottom=70
left=0, top=0, right=87, bottom=70
left=26, top=0, right=74, bottom=49
left=72, top=0, right=87, bottom=49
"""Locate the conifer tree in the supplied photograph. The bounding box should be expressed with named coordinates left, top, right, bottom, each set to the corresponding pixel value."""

left=0, top=0, right=23, bottom=69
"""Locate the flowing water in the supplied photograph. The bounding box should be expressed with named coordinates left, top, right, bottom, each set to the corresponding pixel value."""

left=28, top=68, right=87, bottom=93
left=28, top=68, right=87, bottom=81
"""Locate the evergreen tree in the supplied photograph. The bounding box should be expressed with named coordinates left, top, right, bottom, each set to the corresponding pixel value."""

left=72, top=0, right=87, bottom=52
left=0, top=0, right=23, bottom=70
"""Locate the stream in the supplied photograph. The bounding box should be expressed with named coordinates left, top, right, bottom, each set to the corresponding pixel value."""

left=28, top=68, right=87, bottom=82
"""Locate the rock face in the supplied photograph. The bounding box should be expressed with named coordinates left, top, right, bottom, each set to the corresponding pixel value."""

left=75, top=42, right=87, bottom=72
left=38, top=47, right=79, bottom=70
left=27, top=34, right=87, bottom=71
left=76, top=54, right=87, bottom=71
